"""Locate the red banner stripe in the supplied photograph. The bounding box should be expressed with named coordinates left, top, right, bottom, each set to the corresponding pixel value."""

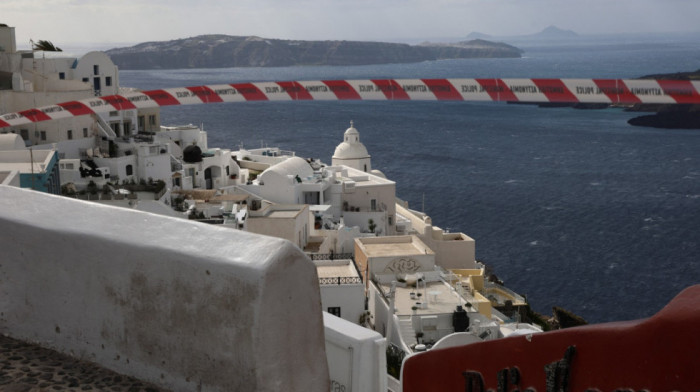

left=657, top=80, right=700, bottom=104
left=0, top=119, right=10, bottom=128
left=57, top=101, right=94, bottom=116
left=143, top=90, right=181, bottom=106
left=322, top=80, right=362, bottom=100
left=231, top=83, right=268, bottom=101
left=276, top=81, right=314, bottom=100
left=476, top=79, right=519, bottom=101
left=371, top=79, right=410, bottom=100
left=101, top=95, right=138, bottom=110
left=422, top=79, right=463, bottom=100
left=186, top=86, right=224, bottom=103
left=18, top=109, right=52, bottom=122
left=593, top=79, right=642, bottom=104
left=532, top=79, right=578, bottom=102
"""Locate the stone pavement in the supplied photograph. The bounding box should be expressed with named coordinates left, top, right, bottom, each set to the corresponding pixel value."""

left=0, top=334, right=169, bottom=392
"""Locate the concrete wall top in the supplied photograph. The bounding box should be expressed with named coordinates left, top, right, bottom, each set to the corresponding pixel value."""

left=0, top=185, right=329, bottom=391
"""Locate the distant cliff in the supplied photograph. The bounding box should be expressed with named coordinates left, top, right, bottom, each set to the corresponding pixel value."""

left=104, top=35, right=523, bottom=70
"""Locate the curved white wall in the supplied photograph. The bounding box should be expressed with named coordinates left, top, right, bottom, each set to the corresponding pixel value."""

left=0, top=185, right=329, bottom=392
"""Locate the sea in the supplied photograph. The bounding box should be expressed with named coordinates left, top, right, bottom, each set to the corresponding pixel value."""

left=118, top=34, right=700, bottom=324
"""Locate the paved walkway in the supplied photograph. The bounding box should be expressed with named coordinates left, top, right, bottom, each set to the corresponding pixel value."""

left=0, top=334, right=169, bottom=391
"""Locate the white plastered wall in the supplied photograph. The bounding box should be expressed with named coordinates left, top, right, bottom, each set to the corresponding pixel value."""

left=0, top=185, right=329, bottom=392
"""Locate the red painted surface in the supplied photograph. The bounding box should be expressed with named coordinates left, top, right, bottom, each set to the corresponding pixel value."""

left=402, top=285, right=700, bottom=392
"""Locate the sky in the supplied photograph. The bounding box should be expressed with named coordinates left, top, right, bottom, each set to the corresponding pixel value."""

left=4, top=0, right=700, bottom=49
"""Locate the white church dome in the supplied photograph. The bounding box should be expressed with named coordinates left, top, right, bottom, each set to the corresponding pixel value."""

left=332, top=121, right=370, bottom=160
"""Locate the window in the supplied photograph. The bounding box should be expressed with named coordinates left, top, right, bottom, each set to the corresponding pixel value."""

left=126, top=165, right=133, bottom=176
left=65, top=163, right=74, bottom=170
left=20, top=129, right=28, bottom=140
left=148, top=115, right=156, bottom=125
left=58, top=72, right=65, bottom=80
left=67, top=130, right=72, bottom=140
left=105, top=76, right=112, bottom=86
left=82, top=77, right=88, bottom=83
left=93, top=65, right=99, bottom=75
left=388, top=215, right=394, bottom=226
left=371, top=199, right=377, bottom=211
left=83, top=128, right=88, bottom=137
left=327, top=307, right=341, bottom=318
left=40, top=131, right=46, bottom=141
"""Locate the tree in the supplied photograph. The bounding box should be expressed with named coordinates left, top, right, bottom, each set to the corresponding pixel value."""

left=368, top=218, right=377, bottom=233
left=32, top=40, right=62, bottom=52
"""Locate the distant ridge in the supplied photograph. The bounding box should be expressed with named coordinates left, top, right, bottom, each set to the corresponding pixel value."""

left=465, top=26, right=579, bottom=42
left=104, top=35, right=523, bottom=70
left=465, top=32, right=494, bottom=40
left=533, top=25, right=579, bottom=38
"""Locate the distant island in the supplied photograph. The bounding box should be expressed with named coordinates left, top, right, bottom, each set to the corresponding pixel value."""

left=466, top=25, right=579, bottom=42
left=104, top=35, right=523, bottom=70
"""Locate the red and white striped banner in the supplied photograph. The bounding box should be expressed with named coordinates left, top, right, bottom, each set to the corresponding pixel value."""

left=2, top=78, right=699, bottom=128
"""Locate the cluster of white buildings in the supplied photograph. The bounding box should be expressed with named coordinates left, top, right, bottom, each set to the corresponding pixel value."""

left=1, top=23, right=542, bottom=391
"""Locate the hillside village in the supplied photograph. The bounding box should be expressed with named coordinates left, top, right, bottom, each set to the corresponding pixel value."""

left=1, top=24, right=546, bottom=390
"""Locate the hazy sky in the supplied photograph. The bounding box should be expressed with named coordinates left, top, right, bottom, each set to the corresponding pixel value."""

left=4, top=0, right=700, bottom=48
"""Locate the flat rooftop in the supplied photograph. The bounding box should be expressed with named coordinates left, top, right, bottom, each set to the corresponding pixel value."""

left=316, top=260, right=360, bottom=279
left=380, top=280, right=475, bottom=317
left=357, top=235, right=433, bottom=258
left=266, top=210, right=301, bottom=219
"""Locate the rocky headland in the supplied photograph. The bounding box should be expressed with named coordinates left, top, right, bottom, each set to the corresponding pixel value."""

left=104, top=35, right=522, bottom=70
left=626, top=69, right=700, bottom=129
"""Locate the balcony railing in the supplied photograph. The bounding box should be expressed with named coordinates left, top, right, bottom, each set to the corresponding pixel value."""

left=307, top=253, right=353, bottom=261
left=319, top=276, right=363, bottom=286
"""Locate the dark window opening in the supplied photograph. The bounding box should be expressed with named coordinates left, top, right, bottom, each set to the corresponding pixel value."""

left=327, top=307, right=341, bottom=318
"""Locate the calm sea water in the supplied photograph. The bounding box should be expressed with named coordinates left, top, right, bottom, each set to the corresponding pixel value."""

left=120, top=36, right=700, bottom=323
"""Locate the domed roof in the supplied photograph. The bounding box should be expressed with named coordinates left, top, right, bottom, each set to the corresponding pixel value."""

left=0, top=134, right=26, bottom=151
left=258, top=156, right=314, bottom=186
left=333, top=121, right=370, bottom=160
left=344, top=124, right=359, bottom=136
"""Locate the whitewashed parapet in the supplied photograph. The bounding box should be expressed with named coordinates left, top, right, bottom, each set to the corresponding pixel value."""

left=0, top=185, right=329, bottom=392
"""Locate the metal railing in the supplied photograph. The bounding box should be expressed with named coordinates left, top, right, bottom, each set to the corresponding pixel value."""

left=307, top=252, right=353, bottom=261
left=319, top=276, right=363, bottom=286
